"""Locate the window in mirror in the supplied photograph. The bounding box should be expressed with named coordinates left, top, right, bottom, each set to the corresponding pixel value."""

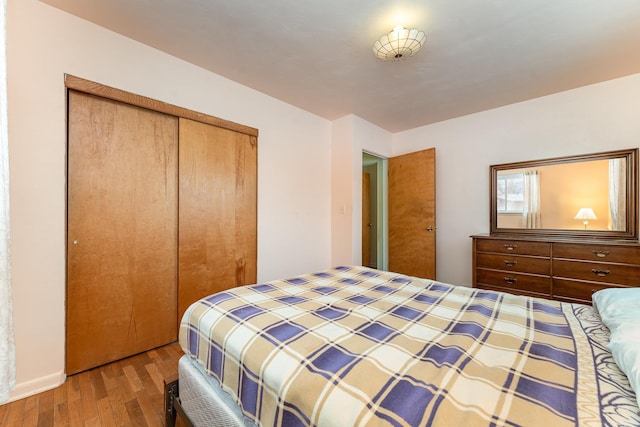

left=497, top=173, right=524, bottom=213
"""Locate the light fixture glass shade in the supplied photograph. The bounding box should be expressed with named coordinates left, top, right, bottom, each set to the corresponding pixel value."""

left=574, top=208, right=597, bottom=220
left=373, top=26, right=426, bottom=61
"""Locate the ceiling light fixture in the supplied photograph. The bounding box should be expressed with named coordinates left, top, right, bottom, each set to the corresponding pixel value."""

left=373, top=26, right=426, bottom=61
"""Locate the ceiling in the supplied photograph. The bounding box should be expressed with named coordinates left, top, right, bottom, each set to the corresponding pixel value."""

left=40, top=0, right=640, bottom=132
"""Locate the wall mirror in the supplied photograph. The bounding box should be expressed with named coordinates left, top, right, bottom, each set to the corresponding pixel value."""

left=490, top=148, right=638, bottom=240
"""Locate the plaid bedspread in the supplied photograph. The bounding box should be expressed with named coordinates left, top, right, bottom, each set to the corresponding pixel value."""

left=179, top=266, right=640, bottom=426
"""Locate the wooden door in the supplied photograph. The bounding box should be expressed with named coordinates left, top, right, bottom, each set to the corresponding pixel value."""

left=388, top=148, right=436, bottom=279
left=362, top=172, right=371, bottom=267
left=67, top=91, right=178, bottom=374
left=178, top=118, right=257, bottom=319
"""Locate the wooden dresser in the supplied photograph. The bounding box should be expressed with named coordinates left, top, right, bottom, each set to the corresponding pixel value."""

left=472, top=234, right=640, bottom=304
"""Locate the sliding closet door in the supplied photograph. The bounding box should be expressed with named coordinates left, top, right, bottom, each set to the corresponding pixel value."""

left=178, top=118, right=257, bottom=319
left=67, top=91, right=179, bottom=374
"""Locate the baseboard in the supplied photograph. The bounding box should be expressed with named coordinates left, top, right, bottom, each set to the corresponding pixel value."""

left=7, top=371, right=66, bottom=403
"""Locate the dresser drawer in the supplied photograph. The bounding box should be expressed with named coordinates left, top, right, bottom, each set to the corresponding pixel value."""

left=475, top=239, right=550, bottom=257
left=476, top=284, right=548, bottom=299
left=553, top=243, right=640, bottom=264
left=553, top=259, right=640, bottom=286
left=476, top=253, right=550, bottom=275
left=553, top=279, right=630, bottom=303
left=476, top=269, right=550, bottom=295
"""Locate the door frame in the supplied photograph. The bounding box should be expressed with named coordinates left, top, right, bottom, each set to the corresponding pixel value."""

left=362, top=151, right=388, bottom=270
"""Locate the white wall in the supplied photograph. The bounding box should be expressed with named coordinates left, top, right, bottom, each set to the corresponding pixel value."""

left=331, top=116, right=355, bottom=266
left=7, top=0, right=332, bottom=400
left=331, top=115, right=392, bottom=267
left=393, top=73, right=640, bottom=286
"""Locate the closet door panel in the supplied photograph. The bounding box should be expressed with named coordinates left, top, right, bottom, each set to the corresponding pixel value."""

left=67, top=91, right=178, bottom=374
left=178, top=119, right=257, bottom=319
left=234, top=133, right=258, bottom=287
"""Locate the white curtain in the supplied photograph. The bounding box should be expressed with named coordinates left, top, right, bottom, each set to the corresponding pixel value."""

left=522, top=170, right=541, bottom=229
left=0, top=0, right=15, bottom=404
left=609, top=158, right=626, bottom=231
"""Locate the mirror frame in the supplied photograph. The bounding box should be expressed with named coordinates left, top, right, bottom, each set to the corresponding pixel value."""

left=490, top=148, right=639, bottom=240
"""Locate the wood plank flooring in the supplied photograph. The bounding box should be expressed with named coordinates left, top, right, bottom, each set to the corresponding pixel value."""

left=0, top=342, right=183, bottom=427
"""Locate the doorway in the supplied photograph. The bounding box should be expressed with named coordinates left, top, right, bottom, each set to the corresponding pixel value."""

left=362, top=152, right=387, bottom=270
left=362, top=148, right=436, bottom=279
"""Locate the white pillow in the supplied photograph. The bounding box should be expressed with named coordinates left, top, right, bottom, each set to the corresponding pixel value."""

left=607, top=340, right=640, bottom=410
left=592, top=288, right=640, bottom=409
left=593, top=287, right=640, bottom=329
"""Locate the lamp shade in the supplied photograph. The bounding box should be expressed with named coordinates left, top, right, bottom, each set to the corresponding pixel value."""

left=373, top=26, right=426, bottom=61
left=574, top=208, right=597, bottom=220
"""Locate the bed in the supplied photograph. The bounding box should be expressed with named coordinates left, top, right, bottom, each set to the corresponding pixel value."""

left=168, top=265, right=640, bottom=426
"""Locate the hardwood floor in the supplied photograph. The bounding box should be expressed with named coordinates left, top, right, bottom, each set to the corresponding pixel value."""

left=0, top=342, right=183, bottom=427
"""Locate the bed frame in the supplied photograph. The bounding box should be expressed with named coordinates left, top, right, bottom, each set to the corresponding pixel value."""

left=164, top=377, right=194, bottom=427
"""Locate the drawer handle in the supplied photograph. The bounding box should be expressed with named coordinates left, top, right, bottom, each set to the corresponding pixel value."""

left=592, top=250, right=610, bottom=258
left=504, top=277, right=517, bottom=285
left=504, top=244, right=517, bottom=251
left=591, top=269, right=610, bottom=277
left=503, top=260, right=517, bottom=267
